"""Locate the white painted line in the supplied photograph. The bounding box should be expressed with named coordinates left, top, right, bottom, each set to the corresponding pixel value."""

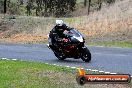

left=59, top=65, right=62, bottom=66
left=66, top=66, right=70, bottom=68
left=6, top=59, right=10, bottom=60
left=71, top=67, right=76, bottom=69
left=95, top=45, right=125, bottom=49
left=91, top=70, right=98, bottom=72
left=86, top=69, right=89, bottom=71
left=94, top=53, right=127, bottom=56
left=1, top=58, right=7, bottom=60
left=96, top=46, right=104, bottom=47
left=12, top=59, right=17, bottom=61
left=99, top=71, right=104, bottom=73
left=105, top=72, right=110, bottom=74
left=87, top=69, right=92, bottom=71
left=44, top=63, right=119, bottom=75
left=76, top=68, right=85, bottom=70
left=110, top=73, right=117, bottom=74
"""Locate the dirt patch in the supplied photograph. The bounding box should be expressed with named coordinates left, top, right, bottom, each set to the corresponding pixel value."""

left=5, top=33, right=48, bottom=43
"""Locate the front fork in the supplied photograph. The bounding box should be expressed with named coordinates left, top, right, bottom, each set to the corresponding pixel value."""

left=79, top=45, right=87, bottom=56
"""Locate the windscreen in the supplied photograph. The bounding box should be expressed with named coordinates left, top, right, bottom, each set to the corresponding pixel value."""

left=63, top=29, right=81, bottom=37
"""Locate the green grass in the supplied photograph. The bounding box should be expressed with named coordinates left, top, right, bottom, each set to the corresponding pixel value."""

left=89, top=41, right=132, bottom=48
left=0, top=60, right=76, bottom=88
left=0, top=59, right=131, bottom=88
left=0, top=59, right=102, bottom=88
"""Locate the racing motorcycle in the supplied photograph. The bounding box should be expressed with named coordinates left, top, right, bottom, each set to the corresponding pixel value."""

left=47, top=28, right=91, bottom=62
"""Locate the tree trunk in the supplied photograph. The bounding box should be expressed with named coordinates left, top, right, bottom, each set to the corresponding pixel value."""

left=87, top=0, right=91, bottom=15
left=4, top=0, right=7, bottom=14
left=84, top=0, right=87, bottom=7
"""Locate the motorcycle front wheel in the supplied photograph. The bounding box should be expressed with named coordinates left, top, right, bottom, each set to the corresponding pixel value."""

left=81, top=47, right=91, bottom=62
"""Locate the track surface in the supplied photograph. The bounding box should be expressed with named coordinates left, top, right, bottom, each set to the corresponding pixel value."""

left=0, top=43, right=132, bottom=75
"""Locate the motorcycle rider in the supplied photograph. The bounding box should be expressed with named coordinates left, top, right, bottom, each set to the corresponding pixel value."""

left=49, top=20, right=71, bottom=47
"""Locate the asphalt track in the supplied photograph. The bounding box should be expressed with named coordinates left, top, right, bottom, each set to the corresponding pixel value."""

left=0, top=43, right=132, bottom=75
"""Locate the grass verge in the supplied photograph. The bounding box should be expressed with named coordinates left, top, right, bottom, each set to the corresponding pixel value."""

left=0, top=59, right=76, bottom=88
left=0, top=59, right=131, bottom=88
left=89, top=41, right=132, bottom=48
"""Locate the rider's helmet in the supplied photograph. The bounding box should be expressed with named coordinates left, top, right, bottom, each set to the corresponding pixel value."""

left=56, top=20, right=64, bottom=26
left=56, top=20, right=65, bottom=32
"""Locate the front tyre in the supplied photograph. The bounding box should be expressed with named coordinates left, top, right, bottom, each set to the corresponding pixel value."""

left=81, top=47, right=91, bottom=62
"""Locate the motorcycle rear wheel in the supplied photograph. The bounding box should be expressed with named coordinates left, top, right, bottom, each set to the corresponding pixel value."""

left=54, top=52, right=66, bottom=60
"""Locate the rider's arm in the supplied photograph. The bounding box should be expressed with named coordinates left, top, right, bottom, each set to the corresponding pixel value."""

left=63, top=24, right=71, bottom=31
left=49, top=27, right=60, bottom=42
left=49, top=27, right=57, bottom=37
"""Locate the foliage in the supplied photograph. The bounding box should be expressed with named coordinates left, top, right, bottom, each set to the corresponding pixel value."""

left=0, top=0, right=116, bottom=17
left=24, top=0, right=77, bottom=17
left=105, top=0, right=115, bottom=5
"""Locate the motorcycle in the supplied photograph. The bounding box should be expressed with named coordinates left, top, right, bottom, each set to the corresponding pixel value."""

left=47, top=28, right=91, bottom=62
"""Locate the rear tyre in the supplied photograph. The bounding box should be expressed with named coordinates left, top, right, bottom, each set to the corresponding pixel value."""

left=54, top=52, right=66, bottom=60
left=81, top=47, right=91, bottom=62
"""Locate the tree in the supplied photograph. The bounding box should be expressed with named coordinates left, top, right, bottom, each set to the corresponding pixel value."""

left=2, top=0, right=77, bottom=17
left=42, top=0, right=76, bottom=17
left=107, top=0, right=115, bottom=5
left=36, top=0, right=43, bottom=16
left=19, top=0, right=24, bottom=5
left=0, top=0, right=4, bottom=13
left=97, top=0, right=102, bottom=11
left=26, top=1, right=32, bottom=15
